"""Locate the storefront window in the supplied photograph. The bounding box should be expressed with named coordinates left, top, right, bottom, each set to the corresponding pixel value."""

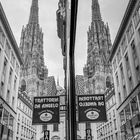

left=131, top=96, right=139, bottom=117
left=8, top=129, right=13, bottom=140
left=3, top=109, right=9, bottom=126
left=120, top=110, right=125, bottom=125
left=9, top=115, right=14, bottom=130
left=124, top=104, right=131, bottom=121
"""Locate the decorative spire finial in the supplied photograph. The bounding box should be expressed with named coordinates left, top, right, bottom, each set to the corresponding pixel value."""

left=28, top=0, right=39, bottom=24
left=92, top=0, right=102, bottom=21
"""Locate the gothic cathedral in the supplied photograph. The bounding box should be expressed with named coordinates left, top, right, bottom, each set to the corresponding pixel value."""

left=19, top=0, right=48, bottom=98
left=83, top=0, right=113, bottom=94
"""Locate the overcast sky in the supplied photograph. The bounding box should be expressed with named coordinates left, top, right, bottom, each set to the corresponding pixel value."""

left=1, top=0, right=129, bottom=87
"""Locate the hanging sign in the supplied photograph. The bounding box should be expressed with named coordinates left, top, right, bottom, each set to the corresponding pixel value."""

left=32, top=96, right=60, bottom=125
left=77, top=94, right=107, bottom=123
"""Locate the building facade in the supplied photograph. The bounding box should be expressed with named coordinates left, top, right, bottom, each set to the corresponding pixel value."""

left=0, top=2, right=23, bottom=140
left=96, top=85, right=119, bottom=140
left=16, top=90, right=37, bottom=140
left=110, top=0, right=140, bottom=139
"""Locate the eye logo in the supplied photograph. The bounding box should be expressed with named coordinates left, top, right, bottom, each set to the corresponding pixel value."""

left=86, top=110, right=99, bottom=120
left=40, top=112, right=52, bottom=122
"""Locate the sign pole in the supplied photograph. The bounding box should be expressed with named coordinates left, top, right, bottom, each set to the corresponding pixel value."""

left=67, top=0, right=78, bottom=140
left=44, top=130, right=49, bottom=140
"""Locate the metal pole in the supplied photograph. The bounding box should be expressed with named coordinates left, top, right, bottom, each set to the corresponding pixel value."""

left=66, top=0, right=78, bottom=140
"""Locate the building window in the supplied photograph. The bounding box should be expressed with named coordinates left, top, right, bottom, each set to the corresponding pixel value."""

left=11, top=52, right=15, bottom=67
left=6, top=90, right=10, bottom=104
left=123, top=85, right=127, bottom=99
left=125, top=53, right=133, bottom=91
left=113, top=110, right=115, bottom=117
left=0, top=82, right=4, bottom=97
left=113, top=58, right=117, bottom=72
left=115, top=73, right=119, bottom=89
left=5, top=41, right=11, bottom=58
left=124, top=104, right=131, bottom=121
left=12, top=96, right=15, bottom=108
left=53, top=124, right=59, bottom=131
left=110, top=122, right=112, bottom=132
left=125, top=53, right=131, bottom=73
left=131, top=40, right=140, bottom=82
left=116, top=47, right=121, bottom=63
left=133, top=6, right=140, bottom=27
left=126, top=21, right=134, bottom=42
left=8, top=68, right=13, bottom=85
left=2, top=58, right=7, bottom=80
left=9, top=114, right=14, bottom=130
left=118, top=92, right=122, bottom=105
left=131, top=96, right=139, bottom=117
left=115, top=132, right=118, bottom=140
left=0, top=27, right=5, bottom=47
left=120, top=63, right=124, bottom=81
left=131, top=40, right=138, bottom=62
left=17, top=123, right=20, bottom=134
left=16, top=62, right=19, bottom=75
left=121, top=36, right=127, bottom=54
left=14, top=76, right=17, bottom=90
left=18, top=113, right=20, bottom=121
left=3, top=109, right=9, bottom=126
left=120, top=110, right=125, bottom=125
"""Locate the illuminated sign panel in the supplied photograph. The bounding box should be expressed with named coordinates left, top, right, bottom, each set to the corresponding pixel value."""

left=32, top=96, right=59, bottom=125
left=78, top=94, right=107, bottom=122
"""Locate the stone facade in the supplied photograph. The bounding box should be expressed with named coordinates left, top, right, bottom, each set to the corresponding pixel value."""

left=0, top=2, right=22, bottom=140
left=110, top=0, right=140, bottom=139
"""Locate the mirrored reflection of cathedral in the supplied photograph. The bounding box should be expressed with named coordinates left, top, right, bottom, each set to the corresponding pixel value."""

left=19, top=0, right=48, bottom=99
left=83, top=0, right=113, bottom=95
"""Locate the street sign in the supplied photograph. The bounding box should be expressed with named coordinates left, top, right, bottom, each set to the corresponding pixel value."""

left=44, top=130, right=49, bottom=140
left=77, top=94, right=107, bottom=123
left=32, top=96, right=60, bottom=125
left=86, top=129, right=92, bottom=140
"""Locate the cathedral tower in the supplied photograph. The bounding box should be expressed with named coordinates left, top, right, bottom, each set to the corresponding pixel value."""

left=19, top=0, right=48, bottom=98
left=83, top=0, right=112, bottom=94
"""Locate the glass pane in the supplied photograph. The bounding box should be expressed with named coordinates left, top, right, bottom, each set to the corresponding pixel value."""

left=124, top=104, right=131, bottom=121
left=131, top=96, right=139, bottom=117
left=3, top=109, right=9, bottom=126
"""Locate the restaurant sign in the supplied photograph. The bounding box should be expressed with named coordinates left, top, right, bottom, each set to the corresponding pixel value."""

left=77, top=94, right=107, bottom=122
left=32, top=96, right=59, bottom=125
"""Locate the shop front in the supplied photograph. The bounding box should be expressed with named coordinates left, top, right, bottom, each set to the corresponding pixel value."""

left=120, top=114, right=140, bottom=140
left=0, top=105, right=14, bottom=140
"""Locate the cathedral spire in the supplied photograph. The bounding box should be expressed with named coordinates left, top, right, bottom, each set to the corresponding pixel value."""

left=28, top=0, right=39, bottom=24
left=92, top=0, right=102, bottom=21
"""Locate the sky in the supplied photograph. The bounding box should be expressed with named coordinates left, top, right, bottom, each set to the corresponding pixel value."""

left=1, top=0, right=129, bottom=87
